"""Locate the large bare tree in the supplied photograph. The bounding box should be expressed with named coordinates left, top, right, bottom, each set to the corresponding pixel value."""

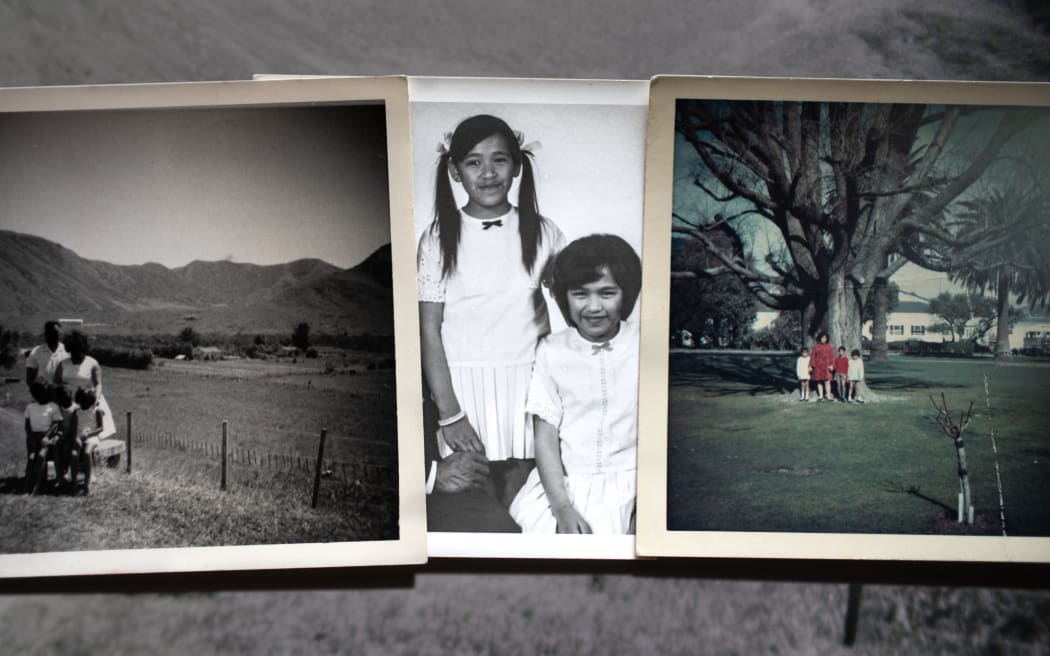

left=673, top=100, right=1036, bottom=356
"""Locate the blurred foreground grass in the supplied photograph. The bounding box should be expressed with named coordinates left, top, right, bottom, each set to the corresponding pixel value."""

left=1, top=578, right=1047, bottom=655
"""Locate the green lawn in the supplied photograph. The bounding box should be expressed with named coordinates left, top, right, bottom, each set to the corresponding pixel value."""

left=667, top=353, right=1050, bottom=536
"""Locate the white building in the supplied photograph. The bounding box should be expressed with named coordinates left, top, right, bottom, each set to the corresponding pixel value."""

left=863, top=301, right=935, bottom=343
left=1009, top=317, right=1050, bottom=350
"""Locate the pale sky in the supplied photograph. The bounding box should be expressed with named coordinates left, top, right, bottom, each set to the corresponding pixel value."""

left=0, top=104, right=390, bottom=269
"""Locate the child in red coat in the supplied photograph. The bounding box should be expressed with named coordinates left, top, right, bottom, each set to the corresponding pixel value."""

left=833, top=347, right=850, bottom=401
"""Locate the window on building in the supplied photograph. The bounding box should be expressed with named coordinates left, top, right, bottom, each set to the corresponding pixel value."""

left=889, top=325, right=904, bottom=336
left=911, top=325, right=925, bottom=336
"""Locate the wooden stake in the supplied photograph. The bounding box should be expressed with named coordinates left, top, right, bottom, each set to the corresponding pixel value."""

left=311, top=429, right=327, bottom=509
left=125, top=411, right=132, bottom=474
left=221, top=421, right=228, bottom=491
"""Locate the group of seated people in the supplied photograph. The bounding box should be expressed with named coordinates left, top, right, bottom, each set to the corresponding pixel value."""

left=23, top=321, right=114, bottom=495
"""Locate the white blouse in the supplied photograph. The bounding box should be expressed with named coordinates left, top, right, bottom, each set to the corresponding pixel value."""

left=526, top=322, right=639, bottom=476
left=417, top=208, right=565, bottom=367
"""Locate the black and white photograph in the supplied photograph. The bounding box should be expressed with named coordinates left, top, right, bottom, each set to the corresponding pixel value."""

left=637, top=77, right=1050, bottom=562
left=411, top=78, right=646, bottom=558
left=0, top=78, right=426, bottom=576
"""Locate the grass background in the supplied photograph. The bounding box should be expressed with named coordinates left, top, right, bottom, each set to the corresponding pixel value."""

left=0, top=351, right=399, bottom=550
left=668, top=354, right=1050, bottom=535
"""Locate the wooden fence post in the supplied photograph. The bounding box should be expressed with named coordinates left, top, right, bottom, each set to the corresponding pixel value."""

left=221, top=420, right=228, bottom=491
left=311, top=428, right=327, bottom=508
left=125, top=411, right=132, bottom=474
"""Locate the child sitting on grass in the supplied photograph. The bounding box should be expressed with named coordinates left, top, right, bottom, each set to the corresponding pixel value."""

left=796, top=347, right=812, bottom=401
left=24, top=381, right=62, bottom=493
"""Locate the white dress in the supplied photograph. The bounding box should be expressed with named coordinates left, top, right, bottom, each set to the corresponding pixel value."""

left=796, top=355, right=811, bottom=380
left=509, top=322, right=639, bottom=534
left=56, top=355, right=117, bottom=440
left=417, top=207, right=565, bottom=460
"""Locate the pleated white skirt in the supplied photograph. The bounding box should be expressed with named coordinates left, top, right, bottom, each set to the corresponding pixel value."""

left=508, top=467, right=636, bottom=534
left=438, top=362, right=534, bottom=461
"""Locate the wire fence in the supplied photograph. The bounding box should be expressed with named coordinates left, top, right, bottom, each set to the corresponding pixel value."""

left=113, top=423, right=397, bottom=491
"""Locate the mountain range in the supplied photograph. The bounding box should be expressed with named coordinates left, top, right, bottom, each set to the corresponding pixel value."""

left=0, top=230, right=393, bottom=336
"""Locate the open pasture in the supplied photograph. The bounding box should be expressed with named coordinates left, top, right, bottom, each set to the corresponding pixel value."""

left=0, top=352, right=399, bottom=552
left=667, top=354, right=1050, bottom=536
left=107, top=353, right=399, bottom=466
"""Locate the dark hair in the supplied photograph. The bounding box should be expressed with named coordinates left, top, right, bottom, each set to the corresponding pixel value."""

left=74, top=387, right=97, bottom=410
left=851, top=349, right=861, bottom=358
left=838, top=346, right=847, bottom=352
left=29, top=381, right=49, bottom=405
left=44, top=320, right=61, bottom=334
left=801, top=347, right=809, bottom=355
left=54, top=386, right=73, bottom=409
left=550, top=234, right=642, bottom=327
left=818, top=332, right=829, bottom=343
left=64, top=329, right=89, bottom=357
left=431, top=114, right=544, bottom=278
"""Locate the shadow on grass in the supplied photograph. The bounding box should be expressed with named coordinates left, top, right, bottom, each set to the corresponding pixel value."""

left=0, top=474, right=74, bottom=496
left=882, top=481, right=954, bottom=515
left=0, top=475, right=27, bottom=495
left=669, top=353, right=795, bottom=396
left=669, top=352, right=969, bottom=397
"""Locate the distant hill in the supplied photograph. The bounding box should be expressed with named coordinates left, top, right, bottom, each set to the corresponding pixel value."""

left=0, top=230, right=393, bottom=335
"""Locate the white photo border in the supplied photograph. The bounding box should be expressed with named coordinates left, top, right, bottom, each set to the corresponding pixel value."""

left=637, top=76, right=1050, bottom=563
left=410, top=77, right=649, bottom=559
left=0, top=77, right=428, bottom=577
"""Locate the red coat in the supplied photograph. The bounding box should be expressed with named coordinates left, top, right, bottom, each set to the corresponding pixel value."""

left=810, top=342, right=835, bottom=381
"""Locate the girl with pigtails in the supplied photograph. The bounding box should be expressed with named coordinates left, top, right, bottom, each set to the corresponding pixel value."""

left=418, top=114, right=565, bottom=509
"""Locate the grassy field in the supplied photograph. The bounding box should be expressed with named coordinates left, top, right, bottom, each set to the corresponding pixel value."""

left=0, top=351, right=399, bottom=552
left=2, top=579, right=1048, bottom=655
left=668, top=353, right=1050, bottom=535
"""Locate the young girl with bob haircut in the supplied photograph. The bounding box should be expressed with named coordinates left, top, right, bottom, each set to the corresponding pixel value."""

left=509, top=234, right=642, bottom=534
left=417, top=114, right=565, bottom=486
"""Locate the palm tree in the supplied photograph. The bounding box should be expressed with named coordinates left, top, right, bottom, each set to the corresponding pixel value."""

left=948, top=183, right=1050, bottom=359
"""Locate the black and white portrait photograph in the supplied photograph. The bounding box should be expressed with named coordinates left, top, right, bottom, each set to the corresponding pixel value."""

left=410, top=78, right=646, bottom=558
left=0, top=79, right=426, bottom=575
left=637, top=77, right=1050, bottom=562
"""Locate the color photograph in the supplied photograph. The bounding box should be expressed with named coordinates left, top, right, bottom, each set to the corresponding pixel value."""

left=637, top=77, right=1050, bottom=561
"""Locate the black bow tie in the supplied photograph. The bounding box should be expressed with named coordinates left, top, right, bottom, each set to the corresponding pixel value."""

left=591, top=341, right=612, bottom=355
left=482, top=219, right=503, bottom=229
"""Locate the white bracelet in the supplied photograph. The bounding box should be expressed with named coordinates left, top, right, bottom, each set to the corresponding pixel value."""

left=437, top=410, right=466, bottom=427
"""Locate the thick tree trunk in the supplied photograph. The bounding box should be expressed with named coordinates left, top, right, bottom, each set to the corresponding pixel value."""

left=994, top=270, right=1013, bottom=360
left=802, top=302, right=819, bottom=347
left=869, top=277, right=890, bottom=362
left=825, top=271, right=864, bottom=353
